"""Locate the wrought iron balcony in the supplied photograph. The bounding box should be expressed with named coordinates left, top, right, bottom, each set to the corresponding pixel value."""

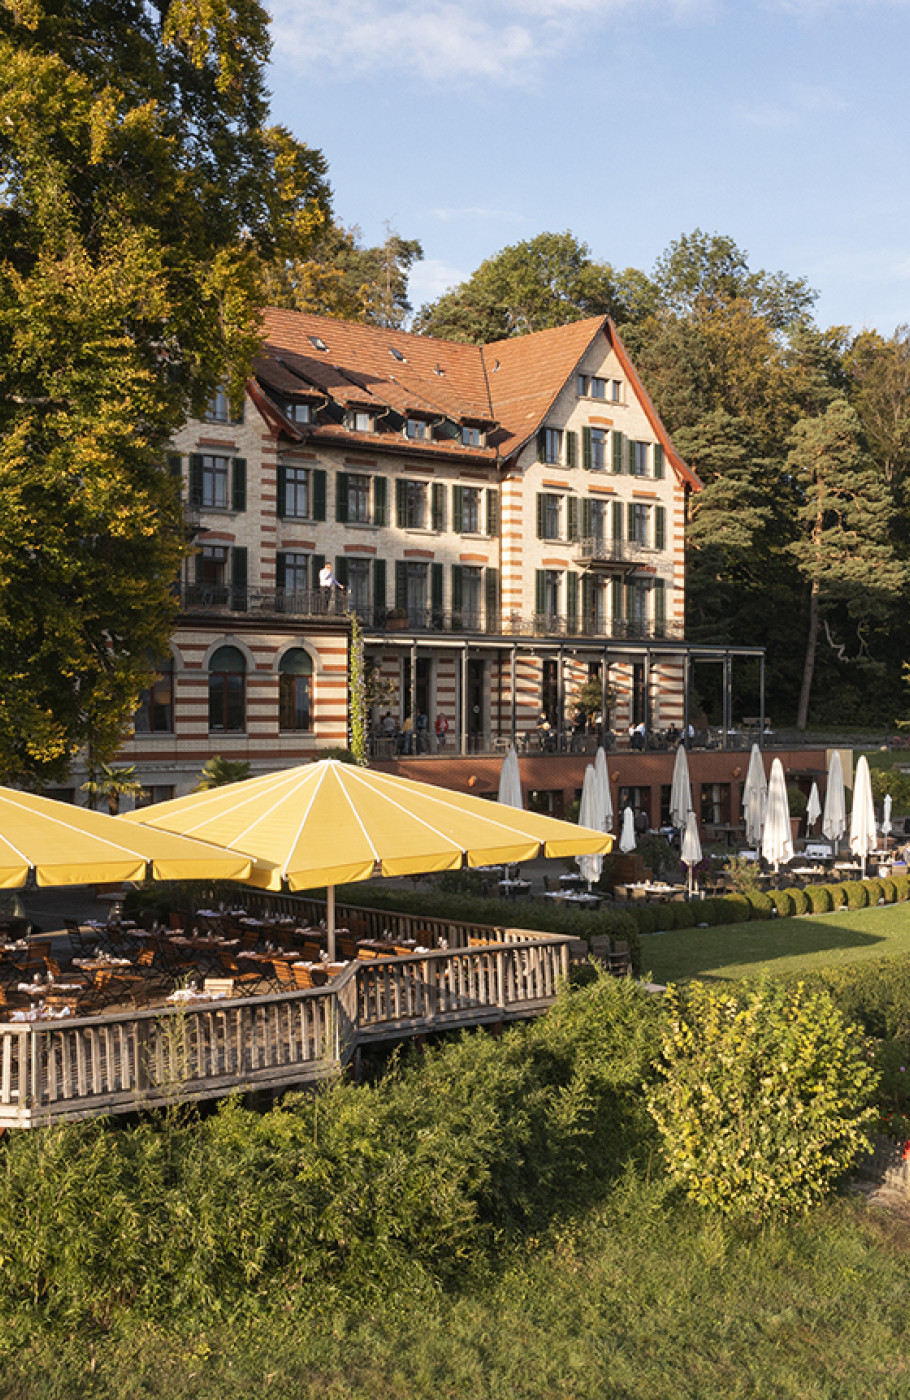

left=179, top=585, right=351, bottom=619
left=573, top=536, right=653, bottom=569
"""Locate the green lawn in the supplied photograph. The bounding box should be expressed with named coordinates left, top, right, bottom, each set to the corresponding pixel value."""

left=642, top=901, right=910, bottom=984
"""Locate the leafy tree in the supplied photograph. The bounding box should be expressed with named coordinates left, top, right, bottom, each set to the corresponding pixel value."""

left=0, top=0, right=331, bottom=784
left=414, top=231, right=627, bottom=343
left=648, top=978, right=878, bottom=1222
left=651, top=229, right=816, bottom=331
left=786, top=399, right=906, bottom=728
left=193, top=757, right=253, bottom=791
left=265, top=223, right=423, bottom=327
left=848, top=327, right=910, bottom=493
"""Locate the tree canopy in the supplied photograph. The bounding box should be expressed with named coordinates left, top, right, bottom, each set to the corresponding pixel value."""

left=414, top=231, right=628, bottom=343
left=0, top=0, right=331, bottom=783
left=265, top=223, right=424, bottom=328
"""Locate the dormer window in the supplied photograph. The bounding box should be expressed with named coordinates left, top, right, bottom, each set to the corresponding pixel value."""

left=406, top=418, right=429, bottom=441
left=285, top=403, right=312, bottom=424
left=205, top=388, right=230, bottom=423
left=308, top=335, right=328, bottom=352
left=462, top=426, right=483, bottom=447
left=348, top=410, right=373, bottom=433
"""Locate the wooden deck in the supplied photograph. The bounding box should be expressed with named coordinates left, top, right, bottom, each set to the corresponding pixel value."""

left=0, top=928, right=570, bottom=1128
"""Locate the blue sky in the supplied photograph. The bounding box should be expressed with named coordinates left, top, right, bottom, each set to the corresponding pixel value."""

left=266, top=0, right=910, bottom=335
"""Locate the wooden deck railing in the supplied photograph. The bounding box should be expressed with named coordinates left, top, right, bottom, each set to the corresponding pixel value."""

left=0, top=932, right=569, bottom=1129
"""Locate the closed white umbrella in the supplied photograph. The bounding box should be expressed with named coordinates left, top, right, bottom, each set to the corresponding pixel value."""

left=850, top=755, right=877, bottom=877
left=761, top=757, right=793, bottom=872
left=823, top=750, right=847, bottom=850
left=594, top=746, right=613, bottom=834
left=669, top=744, right=692, bottom=831
left=619, top=805, right=637, bottom=854
left=680, top=810, right=702, bottom=900
left=805, top=781, right=821, bottom=831
left=742, top=743, right=768, bottom=846
left=882, top=793, right=893, bottom=842
left=497, top=746, right=523, bottom=809
left=576, top=765, right=603, bottom=886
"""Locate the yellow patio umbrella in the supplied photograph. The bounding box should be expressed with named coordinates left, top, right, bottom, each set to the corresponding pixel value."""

left=123, top=761, right=614, bottom=957
left=0, top=786, right=259, bottom=888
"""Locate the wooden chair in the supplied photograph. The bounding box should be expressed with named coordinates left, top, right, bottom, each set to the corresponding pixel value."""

left=216, top=952, right=262, bottom=995
left=607, top=940, right=632, bottom=977
left=291, top=963, right=316, bottom=990
left=271, top=959, right=297, bottom=990
left=336, top=936, right=357, bottom=960
left=168, top=912, right=187, bottom=932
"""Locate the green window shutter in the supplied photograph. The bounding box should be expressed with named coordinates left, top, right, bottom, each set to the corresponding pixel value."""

left=654, top=443, right=665, bottom=480
left=655, top=506, right=666, bottom=551
left=452, top=485, right=464, bottom=533
left=537, top=428, right=547, bottom=463
left=335, top=556, right=348, bottom=588
left=373, top=558, right=386, bottom=609
left=167, top=453, right=182, bottom=478
left=396, top=479, right=407, bottom=528
left=231, top=457, right=246, bottom=512
left=395, top=561, right=408, bottom=611
left=275, top=551, right=286, bottom=590
left=627, top=438, right=636, bottom=475
left=566, top=571, right=578, bottom=630
left=625, top=582, right=635, bottom=621
left=189, top=453, right=203, bottom=507
left=581, top=426, right=592, bottom=471
left=485, top=489, right=499, bottom=536
left=535, top=570, right=546, bottom=616
left=536, top=493, right=546, bottom=539
left=627, top=502, right=636, bottom=541
left=567, top=496, right=578, bottom=542
left=612, top=431, right=624, bottom=475
left=581, top=498, right=592, bottom=538
left=194, top=549, right=203, bottom=585
left=432, top=482, right=446, bottom=532
left=565, top=430, right=577, bottom=469
left=276, top=464, right=286, bottom=519
left=373, top=475, right=387, bottom=526
left=653, top=579, right=666, bottom=633
left=484, top=567, right=499, bottom=633
left=312, top=469, right=326, bottom=521
left=451, top=564, right=463, bottom=613
left=612, top=576, right=623, bottom=623
left=230, top=546, right=248, bottom=610
left=336, top=472, right=349, bottom=523
left=612, top=500, right=623, bottom=542
left=431, top=562, right=443, bottom=612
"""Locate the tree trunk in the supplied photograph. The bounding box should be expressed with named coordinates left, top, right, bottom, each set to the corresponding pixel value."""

left=797, top=580, right=819, bottom=730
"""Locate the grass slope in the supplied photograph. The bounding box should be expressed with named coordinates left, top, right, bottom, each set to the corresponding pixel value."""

left=642, top=901, right=910, bottom=984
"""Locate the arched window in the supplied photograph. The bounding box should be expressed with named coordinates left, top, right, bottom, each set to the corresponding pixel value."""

left=279, top=649, right=313, bottom=732
left=209, top=645, right=246, bottom=732
left=134, top=654, right=174, bottom=733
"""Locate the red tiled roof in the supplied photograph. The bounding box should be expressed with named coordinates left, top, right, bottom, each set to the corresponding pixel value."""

left=251, top=308, right=701, bottom=490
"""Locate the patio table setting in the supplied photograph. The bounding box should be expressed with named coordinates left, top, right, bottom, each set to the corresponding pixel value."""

left=541, top=889, right=600, bottom=907
left=498, top=878, right=531, bottom=898
left=166, top=986, right=230, bottom=1005
left=616, top=881, right=686, bottom=903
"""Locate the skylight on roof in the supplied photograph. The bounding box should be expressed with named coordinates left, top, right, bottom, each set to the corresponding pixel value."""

left=308, top=335, right=328, bottom=352
left=389, top=347, right=406, bottom=362
left=434, top=364, right=444, bottom=376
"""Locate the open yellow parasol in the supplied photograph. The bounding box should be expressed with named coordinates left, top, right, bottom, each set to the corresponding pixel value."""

left=123, top=760, right=613, bottom=890
left=0, top=786, right=258, bottom=888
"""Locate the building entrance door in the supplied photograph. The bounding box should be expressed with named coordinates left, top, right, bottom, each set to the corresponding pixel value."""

left=467, top=659, right=485, bottom=750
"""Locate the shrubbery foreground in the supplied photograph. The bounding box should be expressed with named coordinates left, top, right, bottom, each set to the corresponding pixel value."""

left=0, top=970, right=881, bottom=1331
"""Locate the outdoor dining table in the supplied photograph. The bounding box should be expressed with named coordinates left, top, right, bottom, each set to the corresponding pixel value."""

left=17, top=981, right=83, bottom=998
left=73, top=955, right=132, bottom=970
left=498, top=879, right=531, bottom=898
left=166, top=988, right=229, bottom=1004
left=9, top=1005, right=73, bottom=1022
left=618, top=882, right=686, bottom=903
left=559, top=873, right=585, bottom=888
left=542, top=890, right=600, bottom=907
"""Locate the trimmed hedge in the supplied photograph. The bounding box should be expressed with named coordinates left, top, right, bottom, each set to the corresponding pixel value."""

left=805, top=884, right=833, bottom=914
left=842, top=881, right=870, bottom=912
left=744, top=890, right=773, bottom=920
left=768, top=889, right=795, bottom=917
left=784, top=953, right=910, bottom=1039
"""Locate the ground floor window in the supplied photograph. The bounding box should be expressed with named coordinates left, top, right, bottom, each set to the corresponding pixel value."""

left=209, top=645, right=246, bottom=732
left=279, top=648, right=313, bottom=731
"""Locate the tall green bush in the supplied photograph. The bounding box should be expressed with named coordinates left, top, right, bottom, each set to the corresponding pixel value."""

left=805, top=884, right=833, bottom=914
left=647, top=979, right=878, bottom=1221
left=842, top=881, right=870, bottom=911
left=768, top=889, right=795, bottom=917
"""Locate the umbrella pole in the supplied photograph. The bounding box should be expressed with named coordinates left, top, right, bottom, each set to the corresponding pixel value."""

left=327, top=884, right=336, bottom=963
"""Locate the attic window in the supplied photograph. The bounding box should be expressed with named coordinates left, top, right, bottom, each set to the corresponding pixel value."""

left=308, top=335, right=328, bottom=352
left=462, top=426, right=483, bottom=447
left=406, top=418, right=429, bottom=441
left=389, top=347, right=406, bottom=362
left=285, top=403, right=312, bottom=424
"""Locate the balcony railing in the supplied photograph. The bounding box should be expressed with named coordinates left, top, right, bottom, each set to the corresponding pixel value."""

left=178, top=588, right=681, bottom=643
left=574, top=536, right=652, bottom=568
left=180, top=585, right=351, bottom=619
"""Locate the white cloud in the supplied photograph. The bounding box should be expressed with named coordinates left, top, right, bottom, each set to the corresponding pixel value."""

left=407, top=256, right=470, bottom=306
left=737, top=82, right=846, bottom=128
left=267, top=0, right=712, bottom=87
